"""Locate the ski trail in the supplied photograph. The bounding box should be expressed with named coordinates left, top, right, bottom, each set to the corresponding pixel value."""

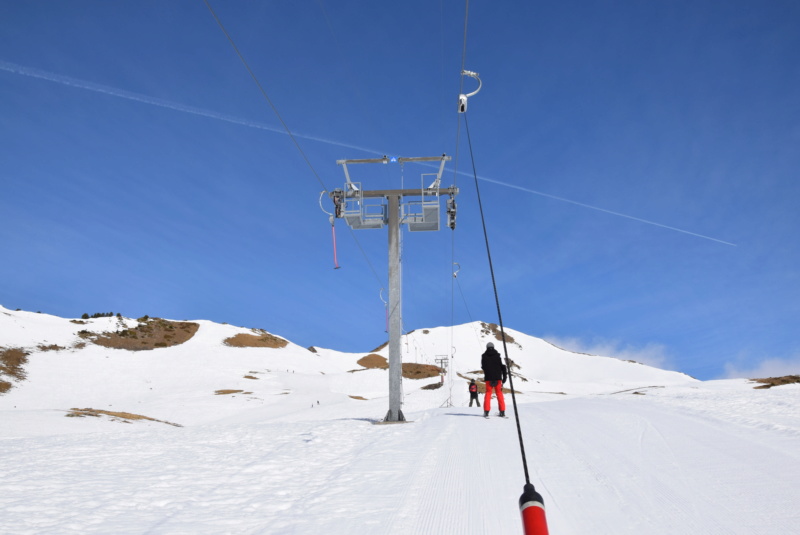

left=637, top=416, right=702, bottom=524
left=384, top=409, right=524, bottom=534
left=524, top=408, right=632, bottom=533
left=524, top=396, right=800, bottom=534
left=385, top=414, right=459, bottom=532
left=268, top=419, right=393, bottom=533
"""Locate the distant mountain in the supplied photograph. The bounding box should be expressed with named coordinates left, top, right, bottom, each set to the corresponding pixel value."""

left=1, top=305, right=694, bottom=434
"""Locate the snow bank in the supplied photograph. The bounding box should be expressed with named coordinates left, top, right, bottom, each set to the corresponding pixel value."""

left=2, top=307, right=798, bottom=533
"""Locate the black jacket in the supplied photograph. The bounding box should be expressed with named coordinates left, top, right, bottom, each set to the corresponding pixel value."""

left=481, top=347, right=507, bottom=383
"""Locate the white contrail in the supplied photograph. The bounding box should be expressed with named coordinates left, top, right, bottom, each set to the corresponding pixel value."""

left=475, top=175, right=737, bottom=246
left=414, top=163, right=737, bottom=247
left=0, top=59, right=378, bottom=155
left=2, top=60, right=736, bottom=246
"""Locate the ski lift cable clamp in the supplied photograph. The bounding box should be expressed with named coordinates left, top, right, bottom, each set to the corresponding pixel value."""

left=458, top=70, right=482, bottom=114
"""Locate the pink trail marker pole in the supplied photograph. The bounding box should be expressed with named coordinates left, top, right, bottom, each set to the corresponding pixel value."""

left=331, top=224, right=340, bottom=269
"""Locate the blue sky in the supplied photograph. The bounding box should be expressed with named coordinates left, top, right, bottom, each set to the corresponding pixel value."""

left=2, top=1, right=798, bottom=380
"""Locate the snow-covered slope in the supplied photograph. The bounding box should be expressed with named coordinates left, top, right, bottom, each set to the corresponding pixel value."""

left=2, top=305, right=798, bottom=534
left=1, top=306, right=692, bottom=431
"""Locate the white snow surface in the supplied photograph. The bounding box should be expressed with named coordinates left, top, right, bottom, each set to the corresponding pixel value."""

left=1, top=305, right=799, bottom=534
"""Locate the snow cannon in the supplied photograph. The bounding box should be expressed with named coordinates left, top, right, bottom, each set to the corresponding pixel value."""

left=519, top=483, right=549, bottom=535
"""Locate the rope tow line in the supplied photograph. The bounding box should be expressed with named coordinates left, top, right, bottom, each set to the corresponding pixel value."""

left=454, top=1, right=547, bottom=531
left=204, top=0, right=387, bottom=290
left=463, top=108, right=550, bottom=535
left=202, top=0, right=327, bottom=193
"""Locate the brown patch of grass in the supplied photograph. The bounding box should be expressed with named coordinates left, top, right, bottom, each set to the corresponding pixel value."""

left=1, top=348, right=29, bottom=393
left=224, top=330, right=288, bottom=349
left=37, top=344, right=65, bottom=352
left=480, top=322, right=518, bottom=345
left=1, top=347, right=29, bottom=381
left=402, top=362, right=442, bottom=379
left=308, top=346, right=318, bottom=353
left=243, top=375, right=259, bottom=380
left=510, top=370, right=527, bottom=382
left=349, top=395, right=367, bottom=400
left=421, top=382, right=443, bottom=390
left=750, top=375, right=800, bottom=389
left=90, top=319, right=199, bottom=351
left=355, top=354, right=442, bottom=379
left=215, top=389, right=245, bottom=395
left=70, top=320, right=87, bottom=325
left=357, top=354, right=388, bottom=369
left=370, top=341, right=388, bottom=352
left=65, top=408, right=182, bottom=427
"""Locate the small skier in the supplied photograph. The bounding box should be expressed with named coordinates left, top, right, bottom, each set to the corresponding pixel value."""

left=468, top=379, right=481, bottom=407
left=481, top=342, right=507, bottom=418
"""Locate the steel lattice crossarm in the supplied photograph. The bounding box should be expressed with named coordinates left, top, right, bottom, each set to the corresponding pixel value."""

left=330, top=154, right=458, bottom=232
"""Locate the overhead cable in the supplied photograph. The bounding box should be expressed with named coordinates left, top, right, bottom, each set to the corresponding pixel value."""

left=202, top=0, right=387, bottom=289
left=202, top=0, right=328, bottom=192
left=464, top=110, right=550, bottom=534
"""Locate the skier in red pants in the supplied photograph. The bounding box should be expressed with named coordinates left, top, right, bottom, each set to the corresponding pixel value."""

left=481, top=342, right=507, bottom=417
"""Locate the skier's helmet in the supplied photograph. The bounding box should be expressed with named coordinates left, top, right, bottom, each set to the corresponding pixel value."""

left=486, top=342, right=494, bottom=349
